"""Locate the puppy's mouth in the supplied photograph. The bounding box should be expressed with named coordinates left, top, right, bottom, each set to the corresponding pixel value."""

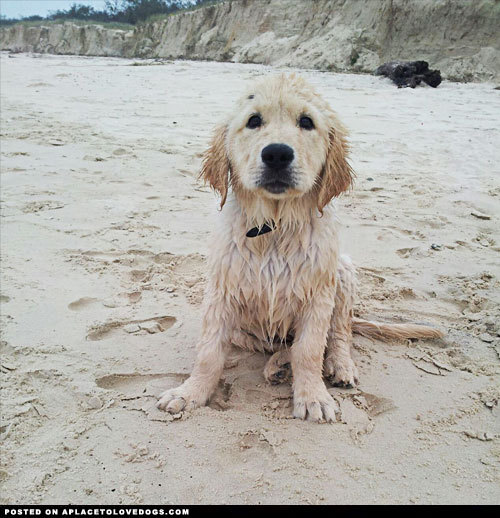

left=261, top=180, right=292, bottom=194
left=258, top=168, right=295, bottom=194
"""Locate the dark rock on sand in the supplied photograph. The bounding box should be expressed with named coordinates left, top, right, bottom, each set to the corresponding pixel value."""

left=375, top=61, right=442, bottom=88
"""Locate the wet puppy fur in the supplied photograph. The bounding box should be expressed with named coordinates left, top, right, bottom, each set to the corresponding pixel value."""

left=157, top=74, right=443, bottom=422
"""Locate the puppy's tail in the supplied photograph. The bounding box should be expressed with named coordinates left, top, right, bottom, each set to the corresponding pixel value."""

left=352, top=317, right=444, bottom=341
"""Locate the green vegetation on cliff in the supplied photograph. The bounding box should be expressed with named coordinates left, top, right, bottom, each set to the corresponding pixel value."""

left=0, top=0, right=223, bottom=27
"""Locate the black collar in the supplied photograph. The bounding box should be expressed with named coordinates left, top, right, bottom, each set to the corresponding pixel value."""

left=246, top=221, right=275, bottom=238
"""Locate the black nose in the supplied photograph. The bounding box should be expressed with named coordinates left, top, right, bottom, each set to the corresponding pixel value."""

left=261, top=143, right=294, bottom=170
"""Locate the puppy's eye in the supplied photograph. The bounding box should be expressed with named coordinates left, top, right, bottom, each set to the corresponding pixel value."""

left=299, top=116, right=314, bottom=130
left=246, top=114, right=262, bottom=129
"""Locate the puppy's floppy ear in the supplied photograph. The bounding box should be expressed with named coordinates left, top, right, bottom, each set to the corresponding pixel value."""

left=200, top=125, right=230, bottom=208
left=317, top=127, right=355, bottom=213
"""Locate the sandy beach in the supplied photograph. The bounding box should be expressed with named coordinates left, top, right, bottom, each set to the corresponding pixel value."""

left=0, top=52, right=499, bottom=504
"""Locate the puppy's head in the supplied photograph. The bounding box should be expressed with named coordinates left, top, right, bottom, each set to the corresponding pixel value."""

left=201, top=74, right=354, bottom=212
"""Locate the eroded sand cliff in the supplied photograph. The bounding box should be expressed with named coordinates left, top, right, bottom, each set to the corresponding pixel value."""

left=1, top=0, right=499, bottom=82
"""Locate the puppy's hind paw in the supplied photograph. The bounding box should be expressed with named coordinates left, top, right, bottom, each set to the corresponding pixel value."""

left=264, top=361, right=292, bottom=385
left=263, top=349, right=292, bottom=385
left=324, top=356, right=359, bottom=389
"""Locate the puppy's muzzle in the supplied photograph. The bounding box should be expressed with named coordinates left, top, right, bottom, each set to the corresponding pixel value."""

left=259, top=143, right=295, bottom=194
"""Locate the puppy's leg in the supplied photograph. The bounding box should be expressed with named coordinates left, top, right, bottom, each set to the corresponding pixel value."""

left=324, top=255, right=359, bottom=387
left=224, top=329, right=265, bottom=368
left=264, top=349, right=292, bottom=385
left=157, top=289, right=235, bottom=413
left=292, top=287, right=339, bottom=423
left=233, top=330, right=292, bottom=382
left=231, top=329, right=265, bottom=352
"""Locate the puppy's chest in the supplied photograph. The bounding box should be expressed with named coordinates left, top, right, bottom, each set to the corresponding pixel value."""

left=226, top=239, right=337, bottom=336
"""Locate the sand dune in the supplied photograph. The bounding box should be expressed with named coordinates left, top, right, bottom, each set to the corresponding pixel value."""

left=0, top=53, right=499, bottom=504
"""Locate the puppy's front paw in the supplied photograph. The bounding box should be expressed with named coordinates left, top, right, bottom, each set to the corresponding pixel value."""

left=324, top=356, right=359, bottom=388
left=156, top=382, right=207, bottom=414
left=293, top=383, right=339, bottom=423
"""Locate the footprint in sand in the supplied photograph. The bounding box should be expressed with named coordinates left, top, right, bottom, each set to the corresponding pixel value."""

left=7, top=151, right=29, bottom=157
left=102, top=291, right=142, bottom=307
left=396, top=247, right=419, bottom=258
left=68, top=297, right=100, bottom=310
left=97, top=373, right=234, bottom=417
left=68, top=292, right=142, bottom=310
left=86, top=315, right=176, bottom=341
left=96, top=372, right=187, bottom=393
left=69, top=249, right=206, bottom=305
left=22, top=200, right=65, bottom=213
left=27, top=82, right=53, bottom=88
left=95, top=372, right=197, bottom=423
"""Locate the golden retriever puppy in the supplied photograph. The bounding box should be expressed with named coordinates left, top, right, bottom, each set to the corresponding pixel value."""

left=157, top=74, right=443, bottom=422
